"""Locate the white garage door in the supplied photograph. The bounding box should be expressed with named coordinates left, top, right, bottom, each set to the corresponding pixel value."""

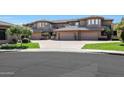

left=60, top=32, right=75, bottom=40
left=81, top=31, right=98, bottom=40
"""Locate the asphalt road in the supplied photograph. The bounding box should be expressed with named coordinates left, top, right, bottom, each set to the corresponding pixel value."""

left=0, top=52, right=124, bottom=77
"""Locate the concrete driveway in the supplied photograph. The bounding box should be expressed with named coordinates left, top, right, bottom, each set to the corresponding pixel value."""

left=32, top=40, right=119, bottom=49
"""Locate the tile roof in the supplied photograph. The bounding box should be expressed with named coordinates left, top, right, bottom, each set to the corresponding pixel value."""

left=24, top=16, right=113, bottom=25
left=0, top=21, right=13, bottom=26
left=52, top=19, right=79, bottom=23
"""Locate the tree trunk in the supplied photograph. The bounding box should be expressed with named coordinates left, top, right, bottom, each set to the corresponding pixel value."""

left=17, top=35, right=22, bottom=48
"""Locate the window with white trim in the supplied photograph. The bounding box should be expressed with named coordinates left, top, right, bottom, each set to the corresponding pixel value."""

left=98, top=19, right=101, bottom=25
left=75, top=22, right=79, bottom=26
left=88, top=19, right=91, bottom=25
left=91, top=19, right=95, bottom=24
left=95, top=19, right=99, bottom=24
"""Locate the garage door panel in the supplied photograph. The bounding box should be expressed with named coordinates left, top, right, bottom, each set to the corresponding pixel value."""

left=60, top=32, right=75, bottom=40
left=81, top=31, right=98, bottom=40
left=32, top=32, right=41, bottom=40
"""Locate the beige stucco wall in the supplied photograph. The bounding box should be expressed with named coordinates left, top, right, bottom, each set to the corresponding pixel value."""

left=31, top=32, right=41, bottom=40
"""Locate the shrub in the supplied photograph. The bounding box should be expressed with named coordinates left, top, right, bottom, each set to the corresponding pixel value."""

left=121, top=31, right=124, bottom=42
left=22, top=38, right=30, bottom=43
left=0, top=44, right=27, bottom=49
left=9, top=38, right=17, bottom=44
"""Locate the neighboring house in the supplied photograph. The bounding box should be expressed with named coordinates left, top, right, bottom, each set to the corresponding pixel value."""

left=0, top=21, right=13, bottom=44
left=111, top=17, right=124, bottom=40
left=24, top=16, right=113, bottom=40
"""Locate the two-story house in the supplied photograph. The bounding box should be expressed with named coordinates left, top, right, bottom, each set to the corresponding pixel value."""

left=24, top=16, right=113, bottom=40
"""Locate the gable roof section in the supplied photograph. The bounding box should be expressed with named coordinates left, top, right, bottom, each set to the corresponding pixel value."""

left=0, top=21, right=13, bottom=26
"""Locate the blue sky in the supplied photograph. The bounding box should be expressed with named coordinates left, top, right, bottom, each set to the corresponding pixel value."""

left=0, top=15, right=123, bottom=24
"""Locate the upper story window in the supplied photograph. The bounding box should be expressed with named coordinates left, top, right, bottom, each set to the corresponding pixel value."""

left=95, top=19, right=99, bottom=24
left=39, top=22, right=42, bottom=27
left=87, top=19, right=101, bottom=25
left=87, top=20, right=91, bottom=25
left=42, top=23, right=45, bottom=27
left=33, top=24, right=37, bottom=28
left=44, top=22, right=48, bottom=26
left=49, top=24, right=52, bottom=28
left=91, top=19, right=95, bottom=24
left=75, top=22, right=79, bottom=26
left=98, top=19, right=101, bottom=25
left=36, top=22, right=42, bottom=28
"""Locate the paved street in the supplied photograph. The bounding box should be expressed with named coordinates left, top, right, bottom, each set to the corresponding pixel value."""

left=0, top=52, right=124, bottom=77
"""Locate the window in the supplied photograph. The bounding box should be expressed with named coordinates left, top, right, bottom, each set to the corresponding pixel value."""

left=75, top=22, right=79, bottom=26
left=98, top=19, right=101, bottom=25
left=49, top=24, right=52, bottom=28
left=36, top=22, right=41, bottom=28
left=33, top=24, right=37, bottom=28
left=113, top=31, right=117, bottom=36
left=40, top=23, right=42, bottom=27
left=95, top=19, right=99, bottom=24
left=91, top=19, right=94, bottom=24
left=88, top=20, right=91, bottom=25
left=0, top=29, right=6, bottom=40
left=101, top=31, right=106, bottom=36
left=42, top=23, right=45, bottom=27
left=44, top=22, right=48, bottom=26
left=87, top=19, right=101, bottom=25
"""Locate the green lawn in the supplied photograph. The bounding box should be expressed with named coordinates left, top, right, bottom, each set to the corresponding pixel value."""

left=0, top=43, right=40, bottom=49
left=83, top=42, right=124, bottom=51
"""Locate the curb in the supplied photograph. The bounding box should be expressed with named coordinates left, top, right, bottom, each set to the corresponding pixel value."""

left=0, top=49, right=124, bottom=56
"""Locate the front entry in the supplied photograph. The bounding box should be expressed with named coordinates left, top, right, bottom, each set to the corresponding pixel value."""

left=0, top=29, right=6, bottom=40
left=41, top=32, right=53, bottom=40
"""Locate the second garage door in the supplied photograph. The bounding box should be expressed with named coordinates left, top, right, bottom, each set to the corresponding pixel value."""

left=60, top=32, right=75, bottom=40
left=81, top=31, right=98, bottom=40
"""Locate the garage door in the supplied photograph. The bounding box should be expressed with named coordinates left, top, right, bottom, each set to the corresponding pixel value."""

left=81, top=31, right=98, bottom=40
left=32, top=32, right=41, bottom=40
left=60, top=32, right=75, bottom=40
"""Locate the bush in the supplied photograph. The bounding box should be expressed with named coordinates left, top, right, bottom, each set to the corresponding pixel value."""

left=22, top=38, right=30, bottom=43
left=121, top=31, right=124, bottom=42
left=0, top=44, right=27, bottom=49
left=9, top=38, right=17, bottom=44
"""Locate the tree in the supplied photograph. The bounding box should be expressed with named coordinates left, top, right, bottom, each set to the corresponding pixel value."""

left=7, top=25, right=32, bottom=46
left=114, top=21, right=124, bottom=42
left=104, top=26, right=112, bottom=40
left=21, top=26, right=32, bottom=39
left=121, top=31, right=124, bottom=42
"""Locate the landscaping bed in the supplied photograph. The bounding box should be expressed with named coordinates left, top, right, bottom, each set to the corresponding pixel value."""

left=0, top=43, right=40, bottom=49
left=83, top=42, right=124, bottom=51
